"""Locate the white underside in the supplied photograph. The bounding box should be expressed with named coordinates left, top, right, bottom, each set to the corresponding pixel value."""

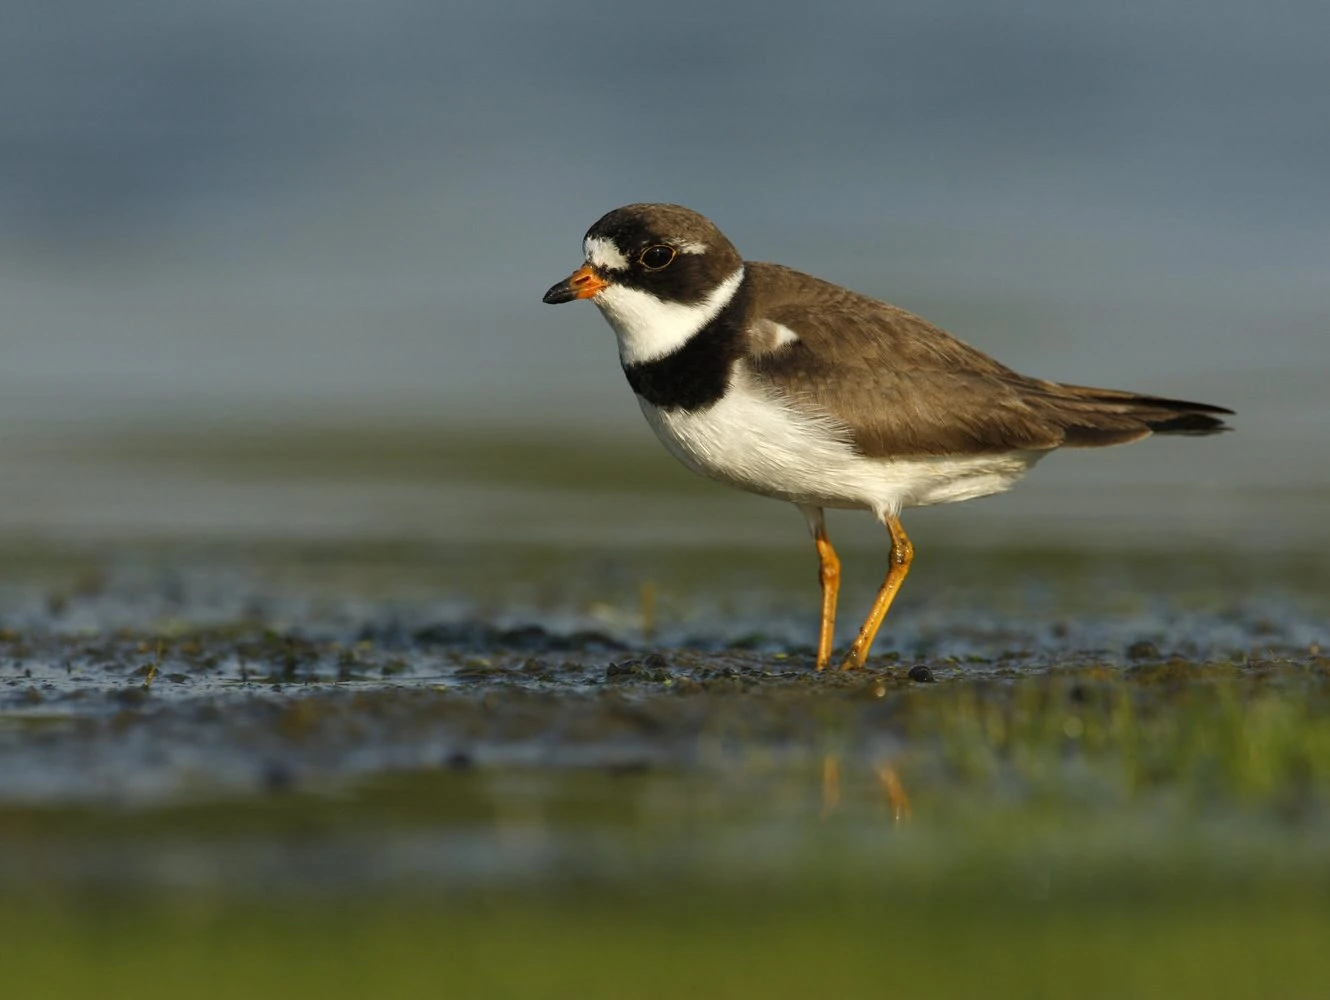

left=638, top=366, right=1044, bottom=518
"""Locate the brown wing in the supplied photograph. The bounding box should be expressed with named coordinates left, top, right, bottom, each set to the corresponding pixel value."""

left=742, top=262, right=1232, bottom=458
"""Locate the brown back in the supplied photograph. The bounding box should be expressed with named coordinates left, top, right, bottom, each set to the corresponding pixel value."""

left=742, top=263, right=1231, bottom=457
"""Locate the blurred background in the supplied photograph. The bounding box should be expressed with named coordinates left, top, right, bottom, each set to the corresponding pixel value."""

left=3, top=10, right=1329, bottom=994
left=2, top=0, right=1326, bottom=553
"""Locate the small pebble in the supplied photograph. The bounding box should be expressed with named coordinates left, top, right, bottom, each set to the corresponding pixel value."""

left=606, top=660, right=641, bottom=679
left=261, top=762, right=296, bottom=793
left=907, top=664, right=936, bottom=683
left=443, top=750, right=474, bottom=771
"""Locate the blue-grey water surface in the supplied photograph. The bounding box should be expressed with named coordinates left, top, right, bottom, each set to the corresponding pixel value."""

left=1, top=0, right=1326, bottom=549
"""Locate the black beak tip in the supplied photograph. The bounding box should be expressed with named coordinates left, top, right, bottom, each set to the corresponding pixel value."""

left=542, top=281, right=575, bottom=305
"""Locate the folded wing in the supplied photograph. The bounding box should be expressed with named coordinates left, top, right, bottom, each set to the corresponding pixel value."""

left=742, top=263, right=1232, bottom=459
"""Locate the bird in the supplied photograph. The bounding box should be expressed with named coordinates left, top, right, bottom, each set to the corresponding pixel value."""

left=542, top=204, right=1232, bottom=671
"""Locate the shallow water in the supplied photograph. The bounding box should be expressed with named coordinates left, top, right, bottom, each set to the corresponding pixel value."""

left=1, top=434, right=1327, bottom=997
left=1, top=536, right=1324, bottom=849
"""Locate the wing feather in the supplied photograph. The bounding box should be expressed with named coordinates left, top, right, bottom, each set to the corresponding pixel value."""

left=741, top=263, right=1231, bottom=458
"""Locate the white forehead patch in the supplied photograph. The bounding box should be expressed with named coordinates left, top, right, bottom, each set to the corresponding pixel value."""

left=676, top=240, right=708, bottom=255
left=593, top=266, right=745, bottom=367
left=583, top=236, right=629, bottom=272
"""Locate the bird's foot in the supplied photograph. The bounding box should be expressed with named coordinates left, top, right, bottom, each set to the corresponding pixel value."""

left=838, top=649, right=868, bottom=671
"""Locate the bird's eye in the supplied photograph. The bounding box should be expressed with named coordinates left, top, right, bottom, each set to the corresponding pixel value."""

left=639, top=245, right=676, bottom=270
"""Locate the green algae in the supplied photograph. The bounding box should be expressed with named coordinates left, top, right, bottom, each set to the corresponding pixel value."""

left=4, top=889, right=1328, bottom=1000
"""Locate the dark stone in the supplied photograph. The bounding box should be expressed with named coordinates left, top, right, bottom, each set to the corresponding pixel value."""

left=497, top=624, right=555, bottom=650
left=1127, top=640, right=1160, bottom=661
left=261, top=762, right=296, bottom=793
left=113, top=686, right=150, bottom=705
left=443, top=750, right=474, bottom=771
left=907, top=664, right=936, bottom=683
left=410, top=621, right=628, bottom=654
left=606, top=660, right=644, bottom=680
left=563, top=630, right=630, bottom=653
left=606, top=659, right=672, bottom=683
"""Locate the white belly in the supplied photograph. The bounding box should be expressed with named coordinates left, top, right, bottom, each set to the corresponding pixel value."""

left=637, top=369, right=1043, bottom=518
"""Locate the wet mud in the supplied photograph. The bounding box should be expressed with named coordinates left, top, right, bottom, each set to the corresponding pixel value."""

left=0, top=541, right=1321, bottom=902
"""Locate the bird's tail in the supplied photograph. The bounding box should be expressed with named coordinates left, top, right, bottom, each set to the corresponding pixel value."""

left=1029, top=382, right=1233, bottom=447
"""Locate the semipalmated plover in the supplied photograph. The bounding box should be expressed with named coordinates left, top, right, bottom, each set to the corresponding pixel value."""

left=543, top=204, right=1232, bottom=671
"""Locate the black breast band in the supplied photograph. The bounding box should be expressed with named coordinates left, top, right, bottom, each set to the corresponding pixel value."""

left=622, top=282, right=748, bottom=412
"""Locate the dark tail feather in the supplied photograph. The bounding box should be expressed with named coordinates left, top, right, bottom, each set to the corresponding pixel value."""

left=1036, top=384, right=1234, bottom=447
left=1141, top=409, right=1232, bottom=436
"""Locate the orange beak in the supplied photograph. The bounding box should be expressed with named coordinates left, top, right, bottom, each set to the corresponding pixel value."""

left=542, top=264, right=609, bottom=304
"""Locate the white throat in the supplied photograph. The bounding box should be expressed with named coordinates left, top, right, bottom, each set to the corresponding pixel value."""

left=593, top=266, right=745, bottom=367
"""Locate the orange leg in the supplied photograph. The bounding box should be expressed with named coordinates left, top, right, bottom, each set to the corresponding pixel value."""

left=875, top=760, right=913, bottom=824
left=841, top=515, right=914, bottom=670
left=820, top=753, right=840, bottom=817
left=800, top=506, right=840, bottom=671
left=813, top=529, right=841, bottom=671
